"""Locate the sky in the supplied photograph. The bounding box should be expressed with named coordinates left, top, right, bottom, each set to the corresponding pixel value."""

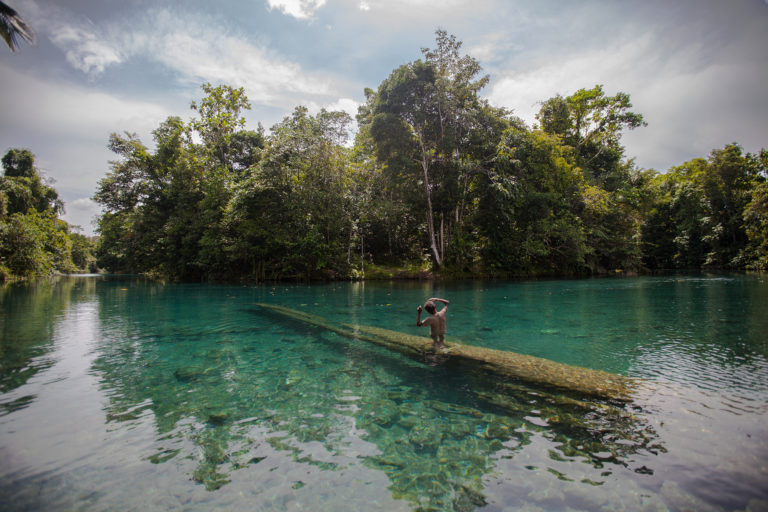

left=1, top=0, right=767, bottom=235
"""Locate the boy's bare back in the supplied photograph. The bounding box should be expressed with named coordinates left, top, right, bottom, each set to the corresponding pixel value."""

left=416, top=297, right=450, bottom=348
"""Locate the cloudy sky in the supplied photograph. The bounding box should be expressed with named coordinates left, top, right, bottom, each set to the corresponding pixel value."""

left=1, top=0, right=767, bottom=234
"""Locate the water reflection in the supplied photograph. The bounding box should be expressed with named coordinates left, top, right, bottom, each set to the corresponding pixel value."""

left=0, top=277, right=96, bottom=414
left=89, top=293, right=663, bottom=511
left=3, top=276, right=767, bottom=511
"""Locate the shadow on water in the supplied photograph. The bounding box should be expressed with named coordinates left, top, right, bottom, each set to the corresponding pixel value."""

left=87, top=299, right=664, bottom=512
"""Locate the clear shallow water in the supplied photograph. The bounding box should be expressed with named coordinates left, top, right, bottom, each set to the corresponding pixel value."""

left=1, top=275, right=767, bottom=511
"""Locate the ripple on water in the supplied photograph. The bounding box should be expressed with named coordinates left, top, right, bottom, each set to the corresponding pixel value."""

left=1, top=276, right=767, bottom=511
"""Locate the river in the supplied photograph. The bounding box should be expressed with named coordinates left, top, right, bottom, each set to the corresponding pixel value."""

left=1, top=274, right=767, bottom=511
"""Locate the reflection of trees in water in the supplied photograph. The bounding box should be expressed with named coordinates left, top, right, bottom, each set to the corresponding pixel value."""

left=90, top=310, right=664, bottom=511
left=355, top=375, right=664, bottom=511
left=0, top=277, right=94, bottom=413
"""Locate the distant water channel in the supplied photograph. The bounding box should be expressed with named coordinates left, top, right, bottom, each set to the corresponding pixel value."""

left=1, top=275, right=767, bottom=511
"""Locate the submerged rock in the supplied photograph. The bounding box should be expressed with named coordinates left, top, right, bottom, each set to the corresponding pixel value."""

left=174, top=366, right=203, bottom=382
left=207, top=411, right=228, bottom=425
left=397, top=415, right=420, bottom=429
left=484, top=419, right=513, bottom=440
left=362, top=398, right=399, bottom=427
left=408, top=423, right=441, bottom=450
left=445, top=420, right=475, bottom=440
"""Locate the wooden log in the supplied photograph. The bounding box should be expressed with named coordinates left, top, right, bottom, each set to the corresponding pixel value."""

left=255, top=303, right=637, bottom=400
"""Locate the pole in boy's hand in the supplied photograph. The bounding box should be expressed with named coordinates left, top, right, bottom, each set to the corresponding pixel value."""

left=416, top=297, right=450, bottom=351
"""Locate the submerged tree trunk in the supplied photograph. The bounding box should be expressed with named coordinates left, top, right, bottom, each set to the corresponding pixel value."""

left=257, top=303, right=637, bottom=400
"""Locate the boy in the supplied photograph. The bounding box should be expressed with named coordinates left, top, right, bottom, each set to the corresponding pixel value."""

left=416, top=297, right=450, bottom=350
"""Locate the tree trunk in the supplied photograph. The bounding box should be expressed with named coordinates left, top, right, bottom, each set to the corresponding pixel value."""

left=347, top=222, right=353, bottom=265
left=419, top=140, right=442, bottom=266
left=257, top=303, right=636, bottom=400
left=440, top=214, right=445, bottom=263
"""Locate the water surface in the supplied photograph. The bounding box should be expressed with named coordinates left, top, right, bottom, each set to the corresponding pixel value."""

left=1, top=275, right=767, bottom=511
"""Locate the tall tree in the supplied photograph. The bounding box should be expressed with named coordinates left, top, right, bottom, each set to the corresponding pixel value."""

left=1, top=149, right=76, bottom=279
left=475, top=127, right=587, bottom=274
left=743, top=149, right=768, bottom=270
left=190, top=82, right=252, bottom=169
left=538, top=85, right=646, bottom=190
left=744, top=184, right=768, bottom=270
left=641, top=144, right=765, bottom=270
left=700, top=144, right=761, bottom=267
left=367, top=30, right=497, bottom=266
left=354, top=93, right=425, bottom=265
left=94, top=84, right=265, bottom=279
left=225, top=106, right=353, bottom=280
left=1, top=148, right=62, bottom=216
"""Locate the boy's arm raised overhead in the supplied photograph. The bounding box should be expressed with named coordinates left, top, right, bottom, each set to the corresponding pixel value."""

left=428, top=298, right=449, bottom=309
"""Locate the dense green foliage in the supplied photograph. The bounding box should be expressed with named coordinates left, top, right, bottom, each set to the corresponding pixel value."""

left=642, top=146, right=768, bottom=270
left=87, top=31, right=768, bottom=279
left=0, top=149, right=96, bottom=280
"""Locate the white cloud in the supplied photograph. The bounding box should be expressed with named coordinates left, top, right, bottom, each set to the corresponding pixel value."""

left=325, top=97, right=361, bottom=118
left=0, top=63, right=168, bottom=143
left=358, top=0, right=467, bottom=10
left=145, top=12, right=332, bottom=103
left=324, top=97, right=362, bottom=144
left=25, top=3, right=337, bottom=109
left=62, top=198, right=101, bottom=233
left=19, top=0, right=123, bottom=76
left=485, top=29, right=768, bottom=171
left=352, top=0, right=486, bottom=22
left=48, top=24, right=123, bottom=76
left=303, top=97, right=360, bottom=120
left=486, top=34, right=656, bottom=123
left=466, top=38, right=510, bottom=66
left=266, top=0, right=327, bottom=19
left=0, top=62, right=172, bottom=223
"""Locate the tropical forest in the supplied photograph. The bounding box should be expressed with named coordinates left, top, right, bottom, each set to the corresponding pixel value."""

left=2, top=31, right=767, bottom=282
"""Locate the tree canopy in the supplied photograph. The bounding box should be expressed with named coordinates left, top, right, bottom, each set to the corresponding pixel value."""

left=10, top=29, right=764, bottom=282
left=1, top=149, right=95, bottom=280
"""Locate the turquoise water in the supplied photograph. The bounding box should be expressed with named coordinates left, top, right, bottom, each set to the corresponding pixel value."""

left=1, top=275, right=767, bottom=511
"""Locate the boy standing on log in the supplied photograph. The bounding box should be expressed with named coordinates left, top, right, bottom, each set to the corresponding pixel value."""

left=416, top=297, right=450, bottom=350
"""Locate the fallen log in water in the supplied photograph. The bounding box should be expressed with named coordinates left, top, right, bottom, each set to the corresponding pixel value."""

left=255, top=303, right=637, bottom=400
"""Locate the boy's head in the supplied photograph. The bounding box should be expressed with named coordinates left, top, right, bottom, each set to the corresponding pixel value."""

left=424, top=301, right=436, bottom=315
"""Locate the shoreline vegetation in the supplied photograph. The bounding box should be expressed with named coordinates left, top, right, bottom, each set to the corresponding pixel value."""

left=5, top=267, right=760, bottom=289
left=2, top=31, right=767, bottom=284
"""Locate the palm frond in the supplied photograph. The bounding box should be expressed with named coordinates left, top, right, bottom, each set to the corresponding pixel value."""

left=1, top=1, right=36, bottom=52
